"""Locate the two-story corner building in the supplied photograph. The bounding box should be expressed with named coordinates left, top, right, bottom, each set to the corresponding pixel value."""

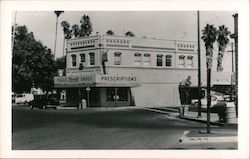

left=54, top=35, right=230, bottom=107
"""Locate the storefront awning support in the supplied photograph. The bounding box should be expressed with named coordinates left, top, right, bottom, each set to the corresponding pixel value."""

left=115, top=87, right=117, bottom=107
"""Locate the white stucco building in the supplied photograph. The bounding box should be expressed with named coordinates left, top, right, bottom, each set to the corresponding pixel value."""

left=54, top=35, right=231, bottom=107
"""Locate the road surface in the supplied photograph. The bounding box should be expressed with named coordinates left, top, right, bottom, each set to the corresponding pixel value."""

left=12, top=105, right=232, bottom=150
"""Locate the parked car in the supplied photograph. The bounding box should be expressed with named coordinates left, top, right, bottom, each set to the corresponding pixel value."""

left=191, top=95, right=224, bottom=108
left=15, top=93, right=34, bottom=104
left=29, top=95, right=47, bottom=109
left=29, top=94, right=60, bottom=109
left=222, top=94, right=236, bottom=102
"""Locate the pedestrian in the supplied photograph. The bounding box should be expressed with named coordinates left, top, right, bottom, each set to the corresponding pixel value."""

left=179, top=75, right=192, bottom=117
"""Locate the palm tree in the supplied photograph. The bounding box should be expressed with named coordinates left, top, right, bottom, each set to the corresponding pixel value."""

left=72, top=24, right=80, bottom=38
left=217, top=25, right=231, bottom=72
left=79, top=15, right=93, bottom=37
left=61, top=21, right=72, bottom=56
left=125, top=31, right=135, bottom=37
left=54, top=11, right=64, bottom=59
left=201, top=24, right=217, bottom=133
left=106, top=30, right=115, bottom=36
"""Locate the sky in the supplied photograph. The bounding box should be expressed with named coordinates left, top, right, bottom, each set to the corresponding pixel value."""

left=14, top=11, right=236, bottom=72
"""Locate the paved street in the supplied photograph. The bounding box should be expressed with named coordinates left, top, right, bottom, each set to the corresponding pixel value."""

left=12, top=104, right=235, bottom=150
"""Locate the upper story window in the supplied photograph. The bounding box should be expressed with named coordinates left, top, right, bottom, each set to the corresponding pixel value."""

left=114, top=52, right=121, bottom=65
left=157, top=54, right=163, bottom=66
left=89, top=52, right=95, bottom=66
left=187, top=56, right=194, bottom=68
left=71, top=54, right=76, bottom=67
left=165, top=55, right=172, bottom=67
left=134, top=53, right=142, bottom=66
left=179, top=55, right=185, bottom=68
left=143, top=53, right=151, bottom=66
left=80, top=53, right=85, bottom=63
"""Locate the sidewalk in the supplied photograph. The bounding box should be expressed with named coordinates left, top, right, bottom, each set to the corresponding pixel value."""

left=181, top=108, right=238, bottom=126
left=179, top=107, right=237, bottom=148
left=179, top=107, right=238, bottom=127
left=142, top=106, right=238, bottom=149
left=145, top=106, right=238, bottom=126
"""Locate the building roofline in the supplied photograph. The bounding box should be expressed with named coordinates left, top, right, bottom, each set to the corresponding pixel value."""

left=67, top=34, right=197, bottom=44
left=102, top=35, right=197, bottom=43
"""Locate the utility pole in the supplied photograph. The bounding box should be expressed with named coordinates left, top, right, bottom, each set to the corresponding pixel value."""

left=197, top=11, right=202, bottom=117
left=230, top=14, right=238, bottom=118
left=229, top=43, right=234, bottom=73
left=227, top=42, right=234, bottom=101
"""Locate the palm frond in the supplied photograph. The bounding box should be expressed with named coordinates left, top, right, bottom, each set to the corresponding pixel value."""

left=54, top=11, right=64, bottom=17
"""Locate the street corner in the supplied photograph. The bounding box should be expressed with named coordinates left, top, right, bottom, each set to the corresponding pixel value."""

left=179, top=130, right=238, bottom=144
left=137, top=107, right=181, bottom=120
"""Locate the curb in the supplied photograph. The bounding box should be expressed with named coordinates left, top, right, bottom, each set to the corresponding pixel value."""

left=180, top=116, right=238, bottom=127
left=180, top=116, right=224, bottom=126
left=138, top=107, right=238, bottom=127
left=179, top=130, right=238, bottom=144
left=57, top=106, right=78, bottom=109
left=139, top=108, right=179, bottom=119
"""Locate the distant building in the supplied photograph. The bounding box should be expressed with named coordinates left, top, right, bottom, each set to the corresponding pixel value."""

left=54, top=35, right=231, bottom=107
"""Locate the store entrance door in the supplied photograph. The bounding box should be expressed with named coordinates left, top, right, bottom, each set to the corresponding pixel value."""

left=79, top=87, right=100, bottom=107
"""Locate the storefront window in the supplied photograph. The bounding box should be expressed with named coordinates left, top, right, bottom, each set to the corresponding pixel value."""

left=89, top=52, right=95, bottom=65
left=117, top=88, right=128, bottom=101
left=114, top=52, right=121, bottom=65
left=106, top=88, right=128, bottom=102
left=157, top=54, right=163, bottom=66
left=71, top=54, right=76, bottom=67
left=107, top=88, right=115, bottom=101
left=165, top=55, right=172, bottom=67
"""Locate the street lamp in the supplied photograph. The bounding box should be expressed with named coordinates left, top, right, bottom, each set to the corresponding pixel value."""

left=230, top=13, right=238, bottom=118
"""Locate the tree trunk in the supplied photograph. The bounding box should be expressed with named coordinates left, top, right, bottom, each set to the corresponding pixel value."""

left=217, top=46, right=225, bottom=72
left=207, top=68, right=211, bottom=133
left=63, top=38, right=65, bottom=56
left=206, top=46, right=213, bottom=134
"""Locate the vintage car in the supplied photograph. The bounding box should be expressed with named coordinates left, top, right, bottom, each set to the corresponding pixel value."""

left=15, top=93, right=34, bottom=104
left=29, top=94, right=60, bottom=109
left=190, top=95, right=224, bottom=108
